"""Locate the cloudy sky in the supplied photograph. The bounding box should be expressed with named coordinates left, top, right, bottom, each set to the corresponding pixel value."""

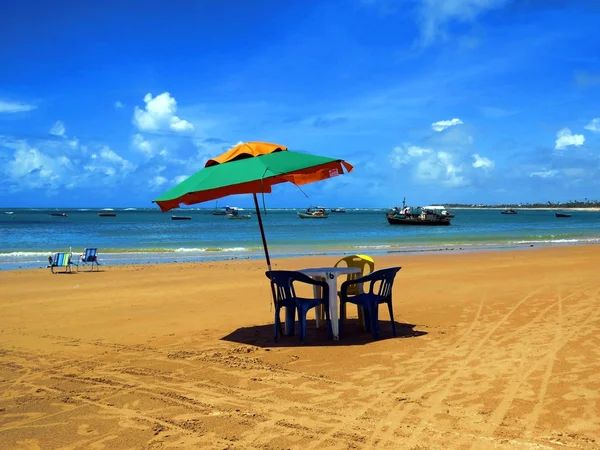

left=1, top=0, right=599, bottom=208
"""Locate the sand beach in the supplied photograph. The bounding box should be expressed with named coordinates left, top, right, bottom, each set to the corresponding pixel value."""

left=1, top=245, right=600, bottom=449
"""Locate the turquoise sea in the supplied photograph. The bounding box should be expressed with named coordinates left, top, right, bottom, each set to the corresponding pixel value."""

left=1, top=207, right=600, bottom=270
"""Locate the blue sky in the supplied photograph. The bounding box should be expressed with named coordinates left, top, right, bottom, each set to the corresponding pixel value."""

left=1, top=0, right=599, bottom=208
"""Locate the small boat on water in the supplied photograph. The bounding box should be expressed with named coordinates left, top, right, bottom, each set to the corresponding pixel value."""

left=331, top=207, right=346, bottom=213
left=386, top=199, right=451, bottom=226
left=171, top=215, right=192, bottom=220
left=98, top=212, right=116, bottom=217
left=227, top=207, right=251, bottom=219
left=212, top=201, right=233, bottom=216
left=500, top=209, right=517, bottom=215
left=555, top=212, right=572, bottom=218
left=50, top=212, right=68, bottom=217
left=297, top=207, right=328, bottom=219
left=4, top=211, right=14, bottom=215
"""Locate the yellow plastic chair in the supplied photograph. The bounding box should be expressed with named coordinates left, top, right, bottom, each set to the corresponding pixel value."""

left=334, top=254, right=375, bottom=327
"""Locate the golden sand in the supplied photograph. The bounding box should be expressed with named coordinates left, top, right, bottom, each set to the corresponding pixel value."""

left=1, top=245, right=599, bottom=449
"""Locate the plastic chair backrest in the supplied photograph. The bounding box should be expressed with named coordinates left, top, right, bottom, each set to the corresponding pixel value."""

left=334, top=254, right=375, bottom=295
left=265, top=270, right=303, bottom=305
left=367, top=267, right=401, bottom=299
left=53, top=252, right=69, bottom=266
left=266, top=270, right=328, bottom=304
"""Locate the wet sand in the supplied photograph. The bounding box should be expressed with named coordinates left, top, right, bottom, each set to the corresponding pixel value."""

left=1, top=245, right=599, bottom=449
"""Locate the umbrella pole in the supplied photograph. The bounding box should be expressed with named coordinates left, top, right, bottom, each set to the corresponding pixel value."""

left=253, top=193, right=277, bottom=310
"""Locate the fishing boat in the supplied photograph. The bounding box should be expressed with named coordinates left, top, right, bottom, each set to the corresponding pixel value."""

left=386, top=199, right=451, bottom=226
left=212, top=202, right=237, bottom=216
left=171, top=215, right=192, bottom=220
left=555, top=212, right=572, bottom=218
left=500, top=209, right=517, bottom=215
left=331, top=207, right=346, bottom=213
left=49, top=212, right=68, bottom=217
left=227, top=207, right=251, bottom=219
left=98, top=212, right=116, bottom=217
left=297, top=207, right=329, bottom=219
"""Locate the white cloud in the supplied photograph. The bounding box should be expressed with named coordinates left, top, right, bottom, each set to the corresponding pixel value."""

left=85, top=146, right=135, bottom=176
left=1, top=135, right=137, bottom=193
left=472, top=153, right=494, bottom=169
left=555, top=128, right=585, bottom=150
left=389, top=145, right=432, bottom=167
left=49, top=121, right=66, bottom=137
left=0, top=100, right=37, bottom=113
left=8, top=146, right=72, bottom=186
left=431, top=117, right=463, bottom=132
left=133, top=92, right=193, bottom=133
left=389, top=145, right=467, bottom=187
left=132, top=133, right=154, bottom=157
left=584, top=118, right=600, bottom=133
left=149, top=175, right=168, bottom=189
left=416, top=0, right=509, bottom=44
left=114, top=101, right=124, bottom=109
left=530, top=170, right=558, bottom=178
left=174, top=174, right=190, bottom=184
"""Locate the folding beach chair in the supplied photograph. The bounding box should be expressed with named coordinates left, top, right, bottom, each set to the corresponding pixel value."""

left=78, top=248, right=100, bottom=272
left=50, top=252, right=74, bottom=274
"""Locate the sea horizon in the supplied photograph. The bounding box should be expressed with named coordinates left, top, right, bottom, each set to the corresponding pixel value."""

left=2, top=207, right=600, bottom=271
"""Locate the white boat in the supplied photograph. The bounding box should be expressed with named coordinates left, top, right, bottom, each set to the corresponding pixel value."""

left=228, top=207, right=251, bottom=219
left=422, top=205, right=455, bottom=218
left=4, top=211, right=14, bottom=215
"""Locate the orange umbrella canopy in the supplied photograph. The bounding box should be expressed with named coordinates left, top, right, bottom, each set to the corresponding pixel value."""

left=205, top=142, right=288, bottom=167
left=154, top=141, right=353, bottom=211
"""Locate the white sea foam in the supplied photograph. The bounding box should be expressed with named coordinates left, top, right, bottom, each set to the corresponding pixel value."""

left=511, top=237, right=600, bottom=245
left=0, top=251, right=53, bottom=257
left=172, top=247, right=251, bottom=253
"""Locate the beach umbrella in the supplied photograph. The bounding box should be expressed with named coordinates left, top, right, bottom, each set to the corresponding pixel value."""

left=153, top=141, right=353, bottom=307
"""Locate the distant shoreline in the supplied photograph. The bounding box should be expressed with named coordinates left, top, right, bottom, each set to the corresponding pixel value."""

left=451, top=207, right=600, bottom=211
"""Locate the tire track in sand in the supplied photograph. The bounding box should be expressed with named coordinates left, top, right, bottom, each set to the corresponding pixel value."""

left=478, top=288, right=600, bottom=445
left=396, top=285, right=572, bottom=449
left=309, top=286, right=547, bottom=449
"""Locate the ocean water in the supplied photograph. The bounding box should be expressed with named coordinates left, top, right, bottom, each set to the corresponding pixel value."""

left=1, top=207, right=599, bottom=270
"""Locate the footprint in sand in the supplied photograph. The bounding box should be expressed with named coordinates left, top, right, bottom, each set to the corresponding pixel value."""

left=77, top=424, right=99, bottom=436
left=15, top=439, right=42, bottom=450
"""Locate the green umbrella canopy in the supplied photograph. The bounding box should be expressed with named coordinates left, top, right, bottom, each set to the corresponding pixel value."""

left=153, top=150, right=353, bottom=212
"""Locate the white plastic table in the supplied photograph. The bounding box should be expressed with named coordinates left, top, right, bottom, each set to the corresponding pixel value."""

left=298, top=266, right=361, bottom=340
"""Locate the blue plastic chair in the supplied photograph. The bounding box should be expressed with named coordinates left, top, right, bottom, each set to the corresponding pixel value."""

left=49, top=252, right=74, bottom=274
left=265, top=270, right=332, bottom=343
left=78, top=248, right=100, bottom=272
left=339, top=267, right=402, bottom=340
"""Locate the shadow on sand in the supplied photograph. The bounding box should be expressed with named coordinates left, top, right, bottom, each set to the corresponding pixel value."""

left=221, top=319, right=428, bottom=347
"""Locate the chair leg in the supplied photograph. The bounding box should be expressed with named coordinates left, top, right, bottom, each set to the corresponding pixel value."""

left=357, top=305, right=365, bottom=330
left=370, top=302, right=380, bottom=340
left=274, top=306, right=281, bottom=341
left=297, top=303, right=308, bottom=343
left=339, top=300, right=345, bottom=338
left=323, top=302, right=332, bottom=340
left=363, top=306, right=372, bottom=333
left=285, top=305, right=296, bottom=336
left=387, top=301, right=396, bottom=337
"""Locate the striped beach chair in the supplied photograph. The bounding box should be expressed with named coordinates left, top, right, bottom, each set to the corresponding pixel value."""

left=78, top=248, right=100, bottom=272
left=50, top=252, right=74, bottom=274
